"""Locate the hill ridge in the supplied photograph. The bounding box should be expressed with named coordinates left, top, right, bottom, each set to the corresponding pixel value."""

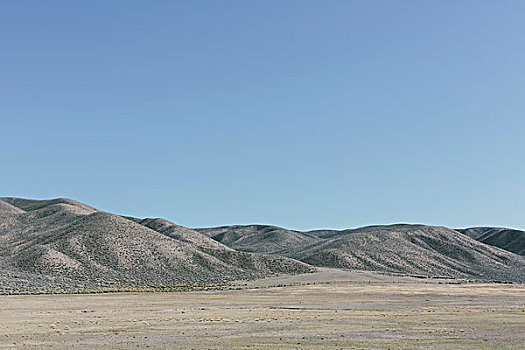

left=457, top=227, right=525, bottom=256
left=2, top=197, right=525, bottom=295
left=0, top=198, right=313, bottom=294
left=198, top=223, right=525, bottom=282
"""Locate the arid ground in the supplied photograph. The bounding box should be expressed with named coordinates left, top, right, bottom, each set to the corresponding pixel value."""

left=1, top=270, right=524, bottom=349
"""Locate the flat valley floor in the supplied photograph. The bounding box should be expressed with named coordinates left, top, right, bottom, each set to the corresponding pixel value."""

left=1, top=270, right=524, bottom=349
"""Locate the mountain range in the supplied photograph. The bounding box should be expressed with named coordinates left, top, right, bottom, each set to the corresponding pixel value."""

left=197, top=224, right=525, bottom=282
left=0, top=198, right=312, bottom=293
left=1, top=197, right=524, bottom=293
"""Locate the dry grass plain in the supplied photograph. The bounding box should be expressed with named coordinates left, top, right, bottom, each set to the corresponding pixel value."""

left=1, top=271, right=524, bottom=349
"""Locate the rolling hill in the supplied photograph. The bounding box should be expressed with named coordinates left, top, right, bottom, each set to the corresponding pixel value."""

left=199, top=224, right=525, bottom=282
left=0, top=198, right=313, bottom=293
left=457, top=227, right=525, bottom=256
left=196, top=224, right=323, bottom=255
left=2, top=197, right=525, bottom=294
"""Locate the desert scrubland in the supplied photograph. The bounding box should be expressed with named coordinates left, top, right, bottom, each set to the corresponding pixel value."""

left=1, top=271, right=524, bottom=349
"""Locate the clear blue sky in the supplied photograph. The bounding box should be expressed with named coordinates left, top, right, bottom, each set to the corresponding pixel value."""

left=1, top=1, right=524, bottom=230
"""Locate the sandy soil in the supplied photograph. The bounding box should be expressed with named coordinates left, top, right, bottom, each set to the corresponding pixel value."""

left=1, top=273, right=524, bottom=349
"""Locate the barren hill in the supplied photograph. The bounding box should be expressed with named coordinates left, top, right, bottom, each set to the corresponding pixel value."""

left=196, top=225, right=322, bottom=255
left=200, top=224, right=525, bottom=282
left=0, top=198, right=312, bottom=293
left=457, top=227, right=525, bottom=256
left=2, top=197, right=525, bottom=294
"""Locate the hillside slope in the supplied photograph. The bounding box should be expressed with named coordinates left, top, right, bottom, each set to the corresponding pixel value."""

left=200, top=224, right=525, bottom=282
left=458, top=227, right=525, bottom=256
left=196, top=225, right=322, bottom=255
left=0, top=198, right=313, bottom=293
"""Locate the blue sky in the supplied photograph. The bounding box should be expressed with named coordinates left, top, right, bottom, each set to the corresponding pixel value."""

left=1, top=1, right=524, bottom=230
